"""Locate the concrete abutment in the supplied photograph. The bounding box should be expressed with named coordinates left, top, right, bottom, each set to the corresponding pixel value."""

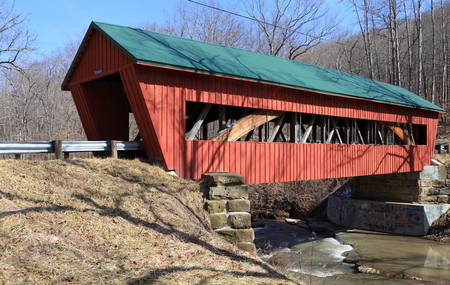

left=328, top=164, right=450, bottom=236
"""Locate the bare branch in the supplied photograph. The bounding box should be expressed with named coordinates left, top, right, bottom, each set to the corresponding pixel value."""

left=0, top=0, right=36, bottom=71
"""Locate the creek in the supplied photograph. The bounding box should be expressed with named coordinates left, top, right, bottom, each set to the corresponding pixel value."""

left=254, top=220, right=450, bottom=284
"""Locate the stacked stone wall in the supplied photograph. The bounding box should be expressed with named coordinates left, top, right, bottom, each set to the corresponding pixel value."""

left=202, top=172, right=256, bottom=256
left=351, top=165, right=449, bottom=203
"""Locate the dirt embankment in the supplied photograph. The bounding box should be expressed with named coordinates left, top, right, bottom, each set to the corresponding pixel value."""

left=0, top=159, right=304, bottom=284
left=425, top=209, right=450, bottom=242
left=248, top=178, right=349, bottom=221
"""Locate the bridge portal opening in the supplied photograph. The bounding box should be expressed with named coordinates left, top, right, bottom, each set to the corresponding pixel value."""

left=83, top=73, right=141, bottom=142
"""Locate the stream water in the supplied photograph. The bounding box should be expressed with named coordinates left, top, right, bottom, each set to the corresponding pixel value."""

left=254, top=220, right=450, bottom=284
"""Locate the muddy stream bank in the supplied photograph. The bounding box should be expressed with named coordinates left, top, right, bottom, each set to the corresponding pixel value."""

left=254, top=220, right=450, bottom=284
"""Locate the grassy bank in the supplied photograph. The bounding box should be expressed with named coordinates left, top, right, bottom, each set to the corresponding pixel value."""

left=0, top=158, right=303, bottom=284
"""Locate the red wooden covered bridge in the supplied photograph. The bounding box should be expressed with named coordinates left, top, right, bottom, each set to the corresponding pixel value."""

left=62, top=22, right=445, bottom=184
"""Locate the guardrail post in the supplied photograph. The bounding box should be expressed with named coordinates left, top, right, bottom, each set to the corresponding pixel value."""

left=110, top=140, right=118, bottom=159
left=54, top=140, right=63, bottom=159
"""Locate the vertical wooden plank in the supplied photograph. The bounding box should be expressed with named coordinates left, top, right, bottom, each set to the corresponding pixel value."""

left=246, top=141, right=253, bottom=183
left=234, top=142, right=241, bottom=178
left=271, top=142, right=276, bottom=183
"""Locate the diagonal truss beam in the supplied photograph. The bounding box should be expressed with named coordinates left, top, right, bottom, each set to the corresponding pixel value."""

left=211, top=109, right=285, bottom=141
left=300, top=115, right=317, bottom=143
left=268, top=114, right=286, bottom=142
left=380, top=121, right=415, bottom=145
left=187, top=103, right=212, bottom=140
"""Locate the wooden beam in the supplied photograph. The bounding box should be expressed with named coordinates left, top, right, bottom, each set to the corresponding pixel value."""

left=244, top=129, right=254, bottom=141
left=278, top=129, right=288, bottom=142
left=365, top=121, right=370, bottom=144
left=300, top=115, right=317, bottom=143
left=211, top=109, right=285, bottom=141
left=345, top=118, right=350, bottom=144
left=383, top=124, right=389, bottom=144
left=259, top=125, right=265, bottom=142
left=326, top=117, right=342, bottom=144
left=290, top=113, right=299, bottom=143
left=376, top=122, right=385, bottom=145
left=218, top=105, right=227, bottom=130
left=321, top=116, right=327, bottom=143
left=187, top=103, right=212, bottom=140
left=405, top=123, right=416, bottom=145
left=299, top=113, right=303, bottom=140
left=268, top=114, right=286, bottom=142
left=380, top=121, right=415, bottom=145
left=185, top=103, right=201, bottom=132
left=354, top=120, right=365, bottom=144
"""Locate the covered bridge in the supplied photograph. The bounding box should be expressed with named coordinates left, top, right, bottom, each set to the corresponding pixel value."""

left=62, top=21, right=445, bottom=184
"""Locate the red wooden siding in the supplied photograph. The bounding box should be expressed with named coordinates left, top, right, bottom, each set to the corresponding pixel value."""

left=131, top=65, right=437, bottom=183
left=68, top=30, right=133, bottom=85
left=119, top=67, right=165, bottom=163
left=184, top=142, right=432, bottom=184
left=130, top=65, right=186, bottom=173
left=180, top=70, right=436, bottom=125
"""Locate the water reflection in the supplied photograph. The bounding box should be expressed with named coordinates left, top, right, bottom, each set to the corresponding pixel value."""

left=338, top=230, right=450, bottom=283
left=424, top=247, right=450, bottom=269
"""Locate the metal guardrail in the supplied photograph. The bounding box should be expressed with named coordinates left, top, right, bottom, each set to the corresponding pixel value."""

left=0, top=141, right=53, bottom=154
left=61, top=141, right=141, bottom=152
left=0, top=140, right=143, bottom=158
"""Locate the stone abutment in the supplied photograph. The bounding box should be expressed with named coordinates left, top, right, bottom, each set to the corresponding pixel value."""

left=328, top=163, right=450, bottom=236
left=202, top=172, right=256, bottom=256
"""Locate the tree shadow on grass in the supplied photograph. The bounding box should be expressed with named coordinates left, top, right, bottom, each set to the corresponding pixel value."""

left=127, top=266, right=292, bottom=285
left=66, top=159, right=212, bottom=231
left=0, top=160, right=300, bottom=284
left=71, top=193, right=300, bottom=284
left=0, top=189, right=76, bottom=218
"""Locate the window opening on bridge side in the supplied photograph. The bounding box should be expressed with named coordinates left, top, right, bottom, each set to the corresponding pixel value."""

left=185, top=102, right=427, bottom=146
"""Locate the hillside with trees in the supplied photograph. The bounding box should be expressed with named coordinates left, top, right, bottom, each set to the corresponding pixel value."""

left=0, top=0, right=448, bottom=145
left=298, top=0, right=450, bottom=109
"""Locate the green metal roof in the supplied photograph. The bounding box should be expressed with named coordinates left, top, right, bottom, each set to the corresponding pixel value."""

left=88, top=21, right=445, bottom=112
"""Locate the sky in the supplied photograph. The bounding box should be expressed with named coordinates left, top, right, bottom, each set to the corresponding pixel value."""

left=14, top=0, right=183, bottom=56
left=13, top=0, right=353, bottom=58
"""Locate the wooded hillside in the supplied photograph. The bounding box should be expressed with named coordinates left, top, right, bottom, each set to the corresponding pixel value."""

left=0, top=0, right=448, bottom=147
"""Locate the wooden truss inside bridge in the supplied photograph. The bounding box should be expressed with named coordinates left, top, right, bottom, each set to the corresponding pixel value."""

left=186, top=102, right=426, bottom=146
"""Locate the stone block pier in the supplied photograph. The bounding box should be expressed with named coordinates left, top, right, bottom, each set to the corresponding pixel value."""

left=202, top=172, right=256, bottom=256
left=328, top=163, right=450, bottom=236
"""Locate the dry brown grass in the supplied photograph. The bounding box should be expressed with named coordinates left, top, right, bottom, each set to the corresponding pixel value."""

left=0, top=158, right=303, bottom=284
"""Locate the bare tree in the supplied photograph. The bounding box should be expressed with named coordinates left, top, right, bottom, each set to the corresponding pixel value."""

left=0, top=0, right=36, bottom=71
left=414, top=0, right=424, bottom=97
left=431, top=0, right=436, bottom=104
left=0, top=44, right=84, bottom=142
left=349, top=0, right=376, bottom=79
left=379, top=0, right=402, bottom=86
left=157, top=0, right=249, bottom=48
left=402, top=0, right=414, bottom=91
left=242, top=0, right=338, bottom=60
left=440, top=0, right=448, bottom=105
